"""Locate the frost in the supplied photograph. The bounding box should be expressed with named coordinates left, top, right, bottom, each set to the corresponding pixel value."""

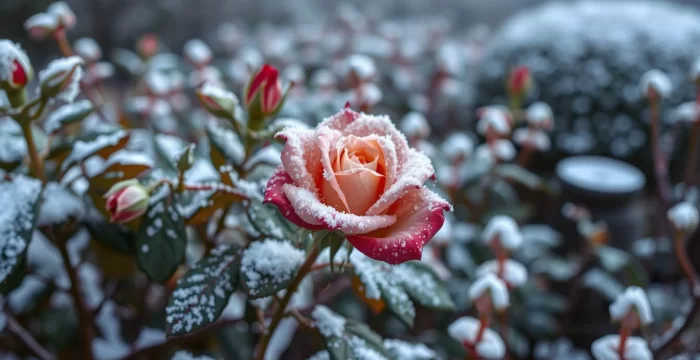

left=667, top=202, right=699, bottom=233
left=200, top=82, right=238, bottom=108
left=477, top=107, right=511, bottom=136
left=207, top=122, right=244, bottom=165
left=468, top=273, right=509, bottom=310
left=0, top=40, right=31, bottom=84
left=383, top=339, right=438, bottom=360
left=61, top=130, right=128, bottom=171
left=171, top=351, right=214, bottom=360
left=474, top=140, right=515, bottom=164
left=348, top=336, right=390, bottom=360
left=526, top=102, right=554, bottom=129
left=0, top=120, right=26, bottom=164
left=441, top=133, right=474, bottom=162
left=448, top=316, right=506, bottom=359
left=399, top=112, right=430, bottom=139
left=38, top=56, right=84, bottom=103
left=513, top=129, right=552, bottom=152
left=476, top=259, right=528, bottom=288
left=609, top=286, right=653, bottom=326
left=44, top=99, right=93, bottom=134
left=145, top=70, right=171, bottom=96
left=240, top=239, right=305, bottom=296
left=311, top=69, right=336, bottom=89
left=24, top=13, right=59, bottom=34
left=0, top=176, right=42, bottom=283
left=482, top=215, right=523, bottom=250
left=47, top=2, right=76, bottom=28
left=674, top=101, right=699, bottom=124
left=346, top=54, right=376, bottom=80
left=184, top=39, right=212, bottom=66
left=74, top=38, right=102, bottom=62
left=639, top=69, right=672, bottom=98
left=591, top=335, right=651, bottom=360
left=37, top=182, right=84, bottom=226
left=311, top=305, right=346, bottom=338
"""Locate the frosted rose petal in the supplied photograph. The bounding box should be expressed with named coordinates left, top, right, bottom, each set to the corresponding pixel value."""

left=263, top=166, right=325, bottom=230
left=277, top=127, right=322, bottom=195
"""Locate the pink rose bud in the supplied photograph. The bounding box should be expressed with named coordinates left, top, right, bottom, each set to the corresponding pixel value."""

left=138, top=34, right=159, bottom=60
left=507, top=65, right=532, bottom=97
left=47, top=2, right=77, bottom=30
left=104, top=179, right=150, bottom=223
left=245, top=64, right=284, bottom=116
left=0, top=40, right=33, bottom=91
left=24, top=13, right=59, bottom=40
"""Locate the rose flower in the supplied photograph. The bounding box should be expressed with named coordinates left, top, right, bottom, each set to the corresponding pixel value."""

left=264, top=108, right=451, bottom=265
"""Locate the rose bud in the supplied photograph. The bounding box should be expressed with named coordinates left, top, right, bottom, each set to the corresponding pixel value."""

left=507, top=65, right=532, bottom=98
left=38, top=56, right=84, bottom=103
left=0, top=40, right=33, bottom=92
left=244, top=64, right=286, bottom=118
left=104, top=179, right=150, bottom=223
left=196, top=82, right=239, bottom=119
left=24, top=13, right=59, bottom=40
left=47, top=2, right=77, bottom=30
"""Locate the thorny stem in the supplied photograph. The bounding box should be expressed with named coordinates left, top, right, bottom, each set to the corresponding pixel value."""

left=4, top=310, right=56, bottom=360
left=53, top=230, right=94, bottom=360
left=255, top=242, right=322, bottom=360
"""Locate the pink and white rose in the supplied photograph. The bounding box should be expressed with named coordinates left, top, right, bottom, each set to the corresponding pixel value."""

left=264, top=108, right=451, bottom=264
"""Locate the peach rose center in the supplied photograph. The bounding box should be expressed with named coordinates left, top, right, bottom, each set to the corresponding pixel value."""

left=321, top=135, right=386, bottom=215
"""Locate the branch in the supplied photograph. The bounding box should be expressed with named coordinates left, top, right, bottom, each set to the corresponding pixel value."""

left=4, top=310, right=56, bottom=360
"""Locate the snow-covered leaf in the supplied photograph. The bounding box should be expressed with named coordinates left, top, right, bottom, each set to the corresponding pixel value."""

left=494, top=164, right=543, bottom=189
left=135, top=194, right=187, bottom=283
left=312, top=306, right=392, bottom=360
left=595, top=245, right=630, bottom=273
left=582, top=268, right=624, bottom=301
left=166, top=244, right=239, bottom=336
left=0, top=176, right=42, bottom=293
left=178, top=185, right=246, bottom=226
left=61, top=130, right=130, bottom=172
left=206, top=123, right=244, bottom=168
left=396, top=261, right=455, bottom=311
left=44, top=100, right=94, bottom=135
left=247, top=200, right=298, bottom=240
left=239, top=239, right=305, bottom=299
left=383, top=339, right=439, bottom=360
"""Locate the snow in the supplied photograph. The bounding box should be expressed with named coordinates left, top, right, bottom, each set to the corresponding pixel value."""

left=482, top=215, right=523, bottom=251
left=526, top=102, right=554, bottom=130
left=383, top=339, right=438, bottom=360
left=240, top=239, right=305, bottom=296
left=437, top=42, right=465, bottom=76
left=448, top=316, right=506, bottom=359
left=468, top=273, right=509, bottom=310
left=243, top=145, right=282, bottom=171
left=307, top=352, right=330, bottom=360
left=399, top=112, right=430, bottom=139
left=591, top=335, right=651, bottom=360
left=74, top=37, right=102, bottom=62
left=171, top=351, right=214, bottom=360
left=200, top=82, right=239, bottom=112
left=0, top=175, right=42, bottom=283
left=639, top=69, right=672, bottom=98
left=0, top=90, right=8, bottom=110
left=474, top=140, right=516, bottom=164
left=476, top=259, right=528, bottom=287
left=155, top=133, right=187, bottom=160
left=61, top=130, right=128, bottom=171
left=347, top=336, right=390, bottom=360
left=692, top=58, right=700, bottom=81
left=477, top=107, right=511, bottom=136
left=667, top=202, right=699, bottom=233
left=184, top=39, right=213, bottom=66
left=24, top=13, right=59, bottom=35
left=513, top=129, right=552, bottom=151
left=609, top=286, right=653, bottom=326
left=556, top=156, right=645, bottom=193
left=47, top=1, right=76, bottom=28
left=38, top=56, right=84, bottom=103
left=0, top=41, right=31, bottom=85
left=441, top=133, right=474, bottom=162
left=311, top=69, right=337, bottom=89
left=37, top=182, right=84, bottom=226
left=44, top=99, right=93, bottom=134
left=674, top=101, right=699, bottom=123
left=347, top=54, right=377, bottom=80
left=145, top=70, right=171, bottom=96
left=0, top=120, right=27, bottom=164
left=207, top=122, right=245, bottom=165
left=311, top=305, right=346, bottom=338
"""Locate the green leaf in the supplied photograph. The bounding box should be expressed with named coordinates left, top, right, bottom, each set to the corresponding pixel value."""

left=246, top=200, right=298, bottom=240
left=312, top=306, right=391, bottom=360
left=495, top=164, right=543, bottom=189
left=595, top=245, right=630, bottom=273
left=177, top=185, right=246, bottom=226
left=582, top=268, right=624, bottom=301
left=344, top=320, right=393, bottom=358
left=395, top=261, right=455, bottom=311
left=44, top=100, right=94, bottom=135
left=166, top=245, right=239, bottom=336
left=61, top=130, right=130, bottom=172
left=207, top=122, right=244, bottom=167
left=83, top=217, right=135, bottom=254
left=135, top=195, right=187, bottom=283
left=325, top=336, right=354, bottom=360
left=175, top=143, right=196, bottom=173
left=239, top=239, right=305, bottom=299
left=0, top=176, right=42, bottom=294
left=380, top=284, right=415, bottom=327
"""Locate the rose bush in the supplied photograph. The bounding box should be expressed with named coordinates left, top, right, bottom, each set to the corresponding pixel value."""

left=264, top=107, right=451, bottom=264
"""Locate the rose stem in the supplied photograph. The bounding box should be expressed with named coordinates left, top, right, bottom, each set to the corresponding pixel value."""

left=674, top=230, right=700, bottom=292
left=20, top=120, right=45, bottom=182
left=617, top=325, right=629, bottom=358
left=255, top=242, right=322, bottom=360
left=4, top=310, right=55, bottom=360
left=475, top=313, right=490, bottom=343
left=500, top=310, right=510, bottom=360
left=683, top=92, right=700, bottom=193
left=649, top=98, right=672, bottom=212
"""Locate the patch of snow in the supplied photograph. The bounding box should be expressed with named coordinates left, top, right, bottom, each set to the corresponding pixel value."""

left=38, top=56, right=84, bottom=103
left=311, top=305, right=346, bottom=338
left=468, top=273, right=509, bottom=310
left=448, top=316, right=506, bottom=359
left=482, top=215, right=523, bottom=251
left=74, top=38, right=102, bottom=62
left=556, top=156, right=645, bottom=194
left=44, top=99, right=93, bottom=134
left=0, top=176, right=42, bottom=283
left=240, top=239, right=305, bottom=296
left=476, top=259, right=528, bottom=287
left=37, top=182, right=84, bottom=226
left=591, top=335, right=651, bottom=360
left=399, top=112, right=430, bottom=139
left=609, top=286, right=653, bottom=326
left=667, top=202, right=699, bottom=233
left=184, top=39, right=213, bottom=66
left=383, top=339, right=438, bottom=360
left=639, top=69, right=672, bottom=98
left=441, top=133, right=474, bottom=162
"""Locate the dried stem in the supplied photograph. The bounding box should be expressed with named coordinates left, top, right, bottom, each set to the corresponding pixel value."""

left=4, top=310, right=56, bottom=360
left=255, top=242, right=321, bottom=360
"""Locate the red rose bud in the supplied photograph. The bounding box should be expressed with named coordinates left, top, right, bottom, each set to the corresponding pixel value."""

left=104, top=179, right=150, bottom=224
left=0, top=40, right=33, bottom=91
left=508, top=65, right=532, bottom=97
left=245, top=64, right=285, bottom=116
left=138, top=34, right=159, bottom=60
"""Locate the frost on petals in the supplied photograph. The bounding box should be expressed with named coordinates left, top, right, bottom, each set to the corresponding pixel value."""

left=265, top=108, right=451, bottom=264
left=667, top=202, right=699, bottom=233
left=468, top=273, right=509, bottom=311
left=591, top=335, right=651, bottom=360
left=448, top=317, right=506, bottom=360
left=609, top=286, right=653, bottom=326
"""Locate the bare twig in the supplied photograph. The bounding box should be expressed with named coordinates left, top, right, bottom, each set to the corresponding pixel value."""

left=4, top=310, right=56, bottom=360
